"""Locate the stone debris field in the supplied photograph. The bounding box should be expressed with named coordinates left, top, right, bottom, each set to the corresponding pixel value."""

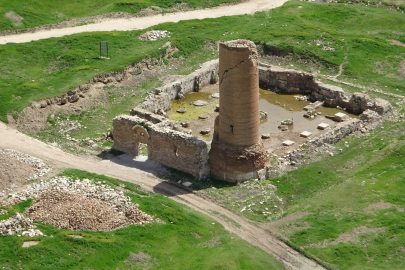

left=0, top=213, right=44, bottom=237
left=138, top=30, right=170, bottom=41
left=1, top=176, right=153, bottom=236
left=0, top=149, right=52, bottom=197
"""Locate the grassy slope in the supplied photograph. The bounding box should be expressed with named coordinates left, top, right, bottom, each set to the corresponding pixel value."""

left=0, top=169, right=285, bottom=270
left=266, top=122, right=405, bottom=270
left=1, top=1, right=405, bottom=123
left=0, top=0, right=241, bottom=32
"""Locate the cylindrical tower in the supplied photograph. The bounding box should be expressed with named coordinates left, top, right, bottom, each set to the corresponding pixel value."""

left=209, top=40, right=267, bottom=182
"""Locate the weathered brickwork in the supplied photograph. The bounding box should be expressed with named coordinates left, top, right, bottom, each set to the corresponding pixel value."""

left=112, top=115, right=209, bottom=179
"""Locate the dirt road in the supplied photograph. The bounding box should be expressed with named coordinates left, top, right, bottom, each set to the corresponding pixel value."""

left=0, top=121, right=323, bottom=270
left=0, top=0, right=288, bottom=45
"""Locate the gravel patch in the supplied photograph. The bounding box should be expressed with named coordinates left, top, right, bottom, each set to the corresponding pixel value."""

left=0, top=149, right=51, bottom=197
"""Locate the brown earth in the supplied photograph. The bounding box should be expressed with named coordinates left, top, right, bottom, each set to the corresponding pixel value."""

left=0, top=153, right=37, bottom=192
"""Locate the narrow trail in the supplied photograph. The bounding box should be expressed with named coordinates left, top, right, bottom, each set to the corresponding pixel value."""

left=0, top=0, right=288, bottom=45
left=0, top=121, right=324, bottom=270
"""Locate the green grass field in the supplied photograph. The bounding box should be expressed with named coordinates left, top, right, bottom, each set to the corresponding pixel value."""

left=0, top=0, right=242, bottom=32
left=1, top=1, right=405, bottom=124
left=0, top=169, right=286, bottom=270
left=204, top=120, right=405, bottom=269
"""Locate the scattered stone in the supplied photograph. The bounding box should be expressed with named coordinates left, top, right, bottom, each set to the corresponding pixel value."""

left=0, top=213, right=43, bottom=237
left=278, top=125, right=288, bottom=131
left=176, top=108, right=187, bottom=113
left=193, top=100, right=208, bottom=106
left=215, top=104, right=220, bottom=112
left=317, top=123, right=330, bottom=130
left=294, top=95, right=307, bottom=101
left=261, top=133, right=271, bottom=139
left=304, top=101, right=324, bottom=111
left=281, top=119, right=293, bottom=126
left=300, top=131, right=312, bottom=138
left=200, top=128, right=210, bottom=135
left=334, top=112, right=349, bottom=122
left=138, top=30, right=170, bottom=41
left=0, top=209, right=7, bottom=215
left=304, top=109, right=317, bottom=118
left=282, top=140, right=295, bottom=146
left=180, top=122, right=189, bottom=128
left=211, top=93, right=220, bottom=98
left=22, top=241, right=39, bottom=248
left=182, top=182, right=192, bottom=187
left=198, top=114, right=208, bottom=120
left=260, top=111, right=268, bottom=121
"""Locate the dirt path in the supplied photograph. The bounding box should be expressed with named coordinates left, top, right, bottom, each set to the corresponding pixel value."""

left=0, top=0, right=288, bottom=45
left=0, top=121, right=324, bottom=270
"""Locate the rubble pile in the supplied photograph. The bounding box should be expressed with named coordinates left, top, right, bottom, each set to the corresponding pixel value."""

left=1, top=176, right=152, bottom=232
left=0, top=149, right=52, bottom=180
left=2, top=177, right=132, bottom=212
left=28, top=190, right=151, bottom=231
left=0, top=213, right=44, bottom=237
left=138, top=30, right=170, bottom=41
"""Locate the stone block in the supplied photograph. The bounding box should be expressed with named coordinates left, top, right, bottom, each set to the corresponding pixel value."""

left=282, top=140, right=295, bottom=146
left=300, top=131, right=312, bottom=138
left=317, top=123, right=330, bottom=130
left=334, top=112, right=349, bottom=122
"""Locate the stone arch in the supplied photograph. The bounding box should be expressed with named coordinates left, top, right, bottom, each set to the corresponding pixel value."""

left=132, top=125, right=150, bottom=156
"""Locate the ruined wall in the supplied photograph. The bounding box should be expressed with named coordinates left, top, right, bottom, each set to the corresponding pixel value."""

left=259, top=63, right=392, bottom=116
left=141, top=59, right=219, bottom=113
left=148, top=127, right=210, bottom=179
left=112, top=115, right=209, bottom=179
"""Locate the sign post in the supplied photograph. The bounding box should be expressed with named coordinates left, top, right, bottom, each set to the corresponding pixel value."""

left=100, top=41, right=108, bottom=58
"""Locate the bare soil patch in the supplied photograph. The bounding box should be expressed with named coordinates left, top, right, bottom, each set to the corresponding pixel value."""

left=124, top=251, right=158, bottom=270
left=262, top=212, right=311, bottom=238
left=365, top=200, right=404, bottom=213
left=5, top=11, right=24, bottom=26
left=0, top=153, right=36, bottom=192
left=22, top=241, right=39, bottom=248
left=303, top=226, right=386, bottom=249
left=388, top=39, right=405, bottom=48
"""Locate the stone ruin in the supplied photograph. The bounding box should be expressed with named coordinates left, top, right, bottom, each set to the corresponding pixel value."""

left=209, top=40, right=268, bottom=182
left=112, top=39, right=393, bottom=182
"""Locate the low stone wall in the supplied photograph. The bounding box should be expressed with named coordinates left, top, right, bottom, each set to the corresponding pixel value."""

left=112, top=115, right=209, bottom=179
left=258, top=63, right=392, bottom=116
left=141, top=59, right=219, bottom=113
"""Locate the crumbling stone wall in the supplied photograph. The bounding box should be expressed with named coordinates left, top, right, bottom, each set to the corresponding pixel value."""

left=112, top=115, right=209, bottom=179
left=259, top=63, right=392, bottom=116
left=148, top=127, right=210, bottom=179
left=141, top=59, right=219, bottom=114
